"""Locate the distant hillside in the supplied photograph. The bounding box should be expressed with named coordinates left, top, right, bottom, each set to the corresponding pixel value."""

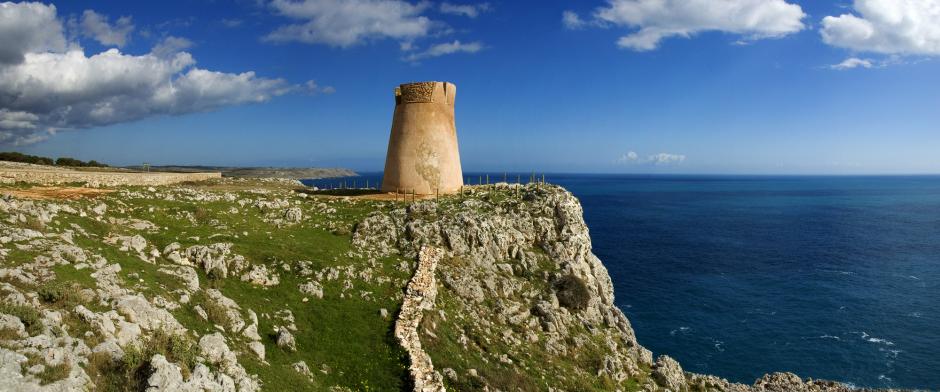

left=127, top=166, right=357, bottom=180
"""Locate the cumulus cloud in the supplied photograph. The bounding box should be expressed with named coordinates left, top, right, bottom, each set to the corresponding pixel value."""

left=264, top=0, right=435, bottom=47
left=821, top=0, right=940, bottom=56
left=829, top=57, right=875, bottom=70
left=0, top=2, right=66, bottom=65
left=440, top=2, right=491, bottom=18
left=0, top=2, right=308, bottom=145
left=565, top=0, right=806, bottom=51
left=616, top=151, right=686, bottom=165
left=264, top=0, right=486, bottom=61
left=403, top=40, right=483, bottom=62
left=79, top=10, right=135, bottom=47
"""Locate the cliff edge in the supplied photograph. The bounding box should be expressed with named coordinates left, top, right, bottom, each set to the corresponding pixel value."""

left=0, top=178, right=902, bottom=391
left=355, top=183, right=898, bottom=392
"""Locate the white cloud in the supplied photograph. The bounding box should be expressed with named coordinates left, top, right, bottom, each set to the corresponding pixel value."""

left=303, top=80, right=336, bottom=95
left=562, top=10, right=587, bottom=30
left=150, top=36, right=193, bottom=58
left=0, top=2, right=66, bottom=64
left=616, top=151, right=686, bottom=165
left=568, top=0, right=805, bottom=51
left=264, top=0, right=435, bottom=47
left=647, top=152, right=686, bottom=165
left=829, top=57, right=874, bottom=70
left=440, top=2, right=490, bottom=18
left=0, top=2, right=307, bottom=145
left=821, top=0, right=940, bottom=56
left=79, top=10, right=135, bottom=47
left=404, top=40, right=483, bottom=62
left=616, top=151, right=639, bottom=163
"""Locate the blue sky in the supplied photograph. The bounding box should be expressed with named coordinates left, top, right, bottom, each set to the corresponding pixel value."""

left=2, top=0, right=940, bottom=174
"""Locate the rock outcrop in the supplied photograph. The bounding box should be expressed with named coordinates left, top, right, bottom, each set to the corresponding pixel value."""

left=355, top=183, right=891, bottom=392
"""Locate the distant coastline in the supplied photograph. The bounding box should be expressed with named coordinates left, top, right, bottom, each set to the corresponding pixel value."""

left=125, top=165, right=357, bottom=180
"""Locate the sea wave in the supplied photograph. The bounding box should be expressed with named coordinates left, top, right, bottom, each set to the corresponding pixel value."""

left=852, top=331, right=895, bottom=346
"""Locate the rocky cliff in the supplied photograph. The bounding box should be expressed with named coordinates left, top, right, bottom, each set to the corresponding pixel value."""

left=0, top=178, right=898, bottom=391
left=354, top=183, right=896, bottom=392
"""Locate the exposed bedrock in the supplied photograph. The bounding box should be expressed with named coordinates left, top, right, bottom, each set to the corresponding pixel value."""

left=355, top=183, right=898, bottom=391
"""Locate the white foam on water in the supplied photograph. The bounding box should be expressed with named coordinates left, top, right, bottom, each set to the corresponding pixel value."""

left=879, top=348, right=903, bottom=359
left=669, top=326, right=691, bottom=336
left=852, top=331, right=895, bottom=346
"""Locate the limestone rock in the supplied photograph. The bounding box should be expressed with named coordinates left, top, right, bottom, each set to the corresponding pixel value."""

left=292, top=361, right=313, bottom=378
left=276, top=328, right=296, bottom=352
left=298, top=280, right=323, bottom=299
left=0, top=314, right=27, bottom=339
left=248, top=341, right=265, bottom=361
left=284, top=207, right=303, bottom=223
left=240, top=264, right=280, bottom=287
left=115, top=294, right=184, bottom=333
left=652, top=355, right=685, bottom=391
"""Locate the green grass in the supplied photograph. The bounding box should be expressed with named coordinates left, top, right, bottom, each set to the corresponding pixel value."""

left=0, top=181, right=602, bottom=391
left=43, top=183, right=413, bottom=391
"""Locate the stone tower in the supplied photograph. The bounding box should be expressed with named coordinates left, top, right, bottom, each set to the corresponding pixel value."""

left=381, top=81, right=464, bottom=195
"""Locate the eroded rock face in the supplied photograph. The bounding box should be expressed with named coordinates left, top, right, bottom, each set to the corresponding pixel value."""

left=353, top=184, right=880, bottom=392
left=652, top=355, right=685, bottom=391
left=354, top=184, right=651, bottom=388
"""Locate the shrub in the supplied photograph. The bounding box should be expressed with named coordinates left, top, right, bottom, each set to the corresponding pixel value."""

left=0, top=151, right=54, bottom=165
left=88, top=329, right=197, bottom=391
left=36, top=361, right=71, bottom=385
left=0, top=303, right=43, bottom=335
left=554, top=275, right=591, bottom=311
left=200, top=299, right=233, bottom=328
left=193, top=207, right=211, bottom=223
left=38, top=282, right=72, bottom=305
left=0, top=327, right=21, bottom=341
left=55, top=157, right=86, bottom=167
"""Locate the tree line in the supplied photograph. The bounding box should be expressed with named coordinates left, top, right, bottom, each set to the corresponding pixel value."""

left=0, top=152, right=108, bottom=168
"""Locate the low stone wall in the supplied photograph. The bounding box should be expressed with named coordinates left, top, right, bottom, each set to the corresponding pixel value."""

left=395, top=246, right=446, bottom=392
left=0, top=166, right=220, bottom=187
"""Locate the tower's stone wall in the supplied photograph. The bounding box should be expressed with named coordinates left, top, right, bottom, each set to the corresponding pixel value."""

left=381, top=81, right=464, bottom=194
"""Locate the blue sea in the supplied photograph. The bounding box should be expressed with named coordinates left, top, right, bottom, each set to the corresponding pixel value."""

left=304, top=174, right=940, bottom=390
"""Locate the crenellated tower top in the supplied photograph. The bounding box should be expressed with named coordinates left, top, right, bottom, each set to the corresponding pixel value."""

left=394, top=81, right=456, bottom=106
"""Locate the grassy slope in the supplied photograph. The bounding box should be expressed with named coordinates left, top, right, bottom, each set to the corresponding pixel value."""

left=1, top=181, right=412, bottom=391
